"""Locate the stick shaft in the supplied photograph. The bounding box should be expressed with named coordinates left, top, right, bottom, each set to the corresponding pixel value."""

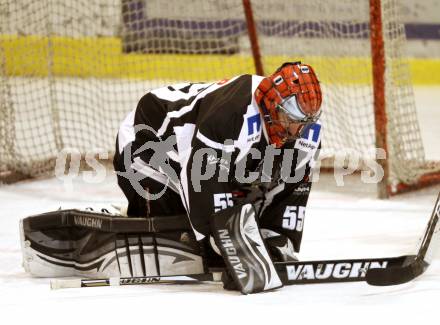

left=51, top=255, right=410, bottom=289
left=51, top=273, right=218, bottom=289
left=366, top=191, right=440, bottom=286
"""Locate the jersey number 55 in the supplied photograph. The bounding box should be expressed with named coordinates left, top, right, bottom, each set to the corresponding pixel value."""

left=282, top=206, right=305, bottom=231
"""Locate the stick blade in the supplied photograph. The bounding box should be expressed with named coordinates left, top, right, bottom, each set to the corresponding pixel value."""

left=366, top=261, right=425, bottom=286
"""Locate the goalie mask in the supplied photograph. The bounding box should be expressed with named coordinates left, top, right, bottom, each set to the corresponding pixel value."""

left=255, top=62, right=322, bottom=147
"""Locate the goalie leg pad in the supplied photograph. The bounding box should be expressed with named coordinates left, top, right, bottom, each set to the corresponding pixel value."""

left=210, top=203, right=283, bottom=294
left=20, top=209, right=205, bottom=278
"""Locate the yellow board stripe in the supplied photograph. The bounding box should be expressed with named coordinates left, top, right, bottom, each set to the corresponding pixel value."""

left=1, top=35, right=440, bottom=84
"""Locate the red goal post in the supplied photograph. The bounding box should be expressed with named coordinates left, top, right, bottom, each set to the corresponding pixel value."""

left=1, top=0, right=439, bottom=197
left=242, top=0, right=440, bottom=198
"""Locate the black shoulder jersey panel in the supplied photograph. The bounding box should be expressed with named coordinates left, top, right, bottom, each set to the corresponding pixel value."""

left=132, top=76, right=257, bottom=141
left=195, top=75, right=254, bottom=142
left=134, top=82, right=210, bottom=135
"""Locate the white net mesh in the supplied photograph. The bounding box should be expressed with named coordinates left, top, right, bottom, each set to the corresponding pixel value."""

left=380, top=1, right=437, bottom=188
left=0, top=0, right=439, bottom=193
left=252, top=0, right=440, bottom=192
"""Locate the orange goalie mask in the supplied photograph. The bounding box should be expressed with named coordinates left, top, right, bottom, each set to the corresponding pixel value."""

left=255, top=62, right=322, bottom=147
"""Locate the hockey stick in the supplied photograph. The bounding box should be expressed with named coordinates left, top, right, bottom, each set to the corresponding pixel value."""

left=50, top=255, right=410, bottom=289
left=366, top=191, right=440, bottom=286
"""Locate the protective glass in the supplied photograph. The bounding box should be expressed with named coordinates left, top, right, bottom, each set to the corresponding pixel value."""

left=277, top=95, right=321, bottom=124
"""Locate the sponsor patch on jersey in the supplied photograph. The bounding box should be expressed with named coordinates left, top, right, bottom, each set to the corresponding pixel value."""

left=295, top=123, right=321, bottom=152
left=247, top=113, right=261, bottom=136
left=207, top=155, right=230, bottom=172
left=294, top=184, right=311, bottom=193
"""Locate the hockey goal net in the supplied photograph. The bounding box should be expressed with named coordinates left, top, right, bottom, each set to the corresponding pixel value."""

left=1, top=0, right=439, bottom=197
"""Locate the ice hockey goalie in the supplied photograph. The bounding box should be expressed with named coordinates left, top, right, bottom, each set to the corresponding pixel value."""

left=20, top=62, right=323, bottom=294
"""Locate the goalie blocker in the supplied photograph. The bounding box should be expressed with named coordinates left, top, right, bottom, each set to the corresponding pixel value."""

left=210, top=203, right=283, bottom=294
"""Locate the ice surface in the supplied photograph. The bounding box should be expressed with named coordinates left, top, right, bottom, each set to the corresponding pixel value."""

left=1, top=85, right=440, bottom=324
left=1, top=173, right=439, bottom=325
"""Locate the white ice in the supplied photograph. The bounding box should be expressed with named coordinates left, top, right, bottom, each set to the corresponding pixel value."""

left=1, top=86, right=440, bottom=324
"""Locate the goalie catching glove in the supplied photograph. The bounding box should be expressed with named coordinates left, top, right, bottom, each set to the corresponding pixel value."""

left=210, top=203, right=283, bottom=294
